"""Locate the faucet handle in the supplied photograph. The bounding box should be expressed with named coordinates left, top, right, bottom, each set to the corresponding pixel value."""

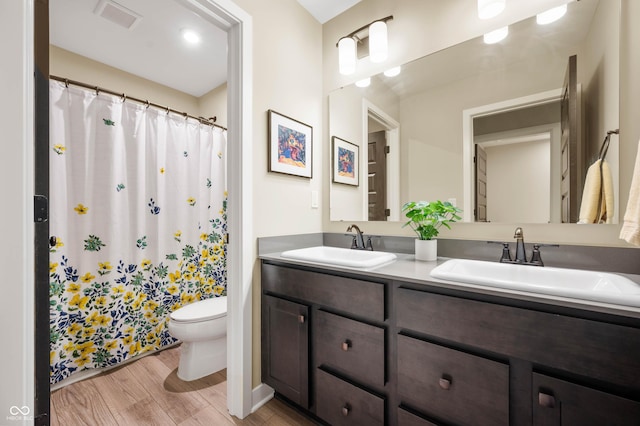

left=530, top=244, right=543, bottom=266
left=500, top=243, right=512, bottom=263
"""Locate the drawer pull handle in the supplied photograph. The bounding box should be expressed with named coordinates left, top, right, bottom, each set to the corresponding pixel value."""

left=538, top=392, right=556, bottom=408
left=342, top=340, right=351, bottom=351
left=342, top=404, right=351, bottom=416
left=439, top=377, right=452, bottom=390
left=298, top=314, right=305, bottom=324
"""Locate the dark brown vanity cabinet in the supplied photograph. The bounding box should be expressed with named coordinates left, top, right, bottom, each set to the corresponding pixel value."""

left=261, top=260, right=640, bottom=425
left=261, top=262, right=388, bottom=425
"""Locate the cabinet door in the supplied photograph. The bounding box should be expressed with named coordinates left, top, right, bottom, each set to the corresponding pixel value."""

left=262, top=295, right=309, bottom=408
left=533, top=373, right=640, bottom=426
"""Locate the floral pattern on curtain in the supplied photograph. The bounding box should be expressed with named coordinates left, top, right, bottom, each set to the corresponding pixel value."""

left=48, top=80, right=227, bottom=384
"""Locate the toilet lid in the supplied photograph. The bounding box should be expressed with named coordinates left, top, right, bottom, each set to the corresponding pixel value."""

left=170, top=296, right=227, bottom=323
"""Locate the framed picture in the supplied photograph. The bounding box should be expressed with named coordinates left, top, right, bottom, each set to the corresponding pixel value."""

left=332, top=136, right=359, bottom=186
left=268, top=109, right=313, bottom=178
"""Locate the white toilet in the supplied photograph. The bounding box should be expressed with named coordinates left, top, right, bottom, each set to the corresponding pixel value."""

left=168, top=295, right=227, bottom=381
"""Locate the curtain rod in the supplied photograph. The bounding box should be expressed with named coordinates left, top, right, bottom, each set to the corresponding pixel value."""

left=50, top=75, right=227, bottom=131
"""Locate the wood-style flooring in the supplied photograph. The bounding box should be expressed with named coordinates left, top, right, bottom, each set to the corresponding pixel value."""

left=50, top=345, right=317, bottom=425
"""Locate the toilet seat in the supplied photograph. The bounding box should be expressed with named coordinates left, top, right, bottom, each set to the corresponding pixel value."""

left=170, top=296, right=227, bottom=324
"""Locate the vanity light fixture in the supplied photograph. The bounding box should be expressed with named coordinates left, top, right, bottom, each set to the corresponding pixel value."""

left=384, top=66, right=401, bottom=77
left=355, top=77, right=371, bottom=88
left=536, top=4, right=568, bottom=25
left=478, top=0, right=506, bottom=20
left=337, top=16, right=393, bottom=75
left=181, top=28, right=201, bottom=45
left=483, top=25, right=509, bottom=44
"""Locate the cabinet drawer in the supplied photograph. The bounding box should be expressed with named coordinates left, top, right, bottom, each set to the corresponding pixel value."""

left=314, top=310, right=385, bottom=388
left=397, top=408, right=438, bottom=426
left=397, top=334, right=509, bottom=426
left=262, top=263, right=385, bottom=322
left=396, top=287, right=640, bottom=389
left=533, top=373, right=640, bottom=426
left=315, top=369, right=384, bottom=426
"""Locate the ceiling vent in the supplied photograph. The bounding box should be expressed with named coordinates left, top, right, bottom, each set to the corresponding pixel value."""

left=94, top=0, right=142, bottom=30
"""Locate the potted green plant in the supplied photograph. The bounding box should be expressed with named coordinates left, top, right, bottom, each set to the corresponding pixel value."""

left=402, top=200, right=462, bottom=261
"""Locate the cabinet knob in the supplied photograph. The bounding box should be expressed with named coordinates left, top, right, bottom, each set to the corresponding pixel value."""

left=298, top=314, right=305, bottom=324
left=439, top=377, right=452, bottom=390
left=342, top=404, right=351, bottom=416
left=341, top=340, right=351, bottom=351
left=538, top=391, right=556, bottom=408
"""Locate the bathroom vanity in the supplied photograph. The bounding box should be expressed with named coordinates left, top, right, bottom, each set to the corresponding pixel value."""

left=260, top=252, right=640, bottom=426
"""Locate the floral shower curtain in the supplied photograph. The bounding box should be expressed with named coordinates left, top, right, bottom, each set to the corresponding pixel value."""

left=48, top=80, right=227, bottom=384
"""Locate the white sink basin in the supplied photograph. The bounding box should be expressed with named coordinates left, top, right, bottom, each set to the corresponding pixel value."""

left=430, top=258, right=640, bottom=307
left=281, top=246, right=397, bottom=269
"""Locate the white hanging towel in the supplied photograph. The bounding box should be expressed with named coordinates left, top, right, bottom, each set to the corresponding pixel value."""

left=620, top=139, right=640, bottom=245
left=578, top=159, right=614, bottom=224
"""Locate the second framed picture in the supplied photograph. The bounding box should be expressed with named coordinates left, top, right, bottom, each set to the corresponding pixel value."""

left=332, top=136, right=359, bottom=186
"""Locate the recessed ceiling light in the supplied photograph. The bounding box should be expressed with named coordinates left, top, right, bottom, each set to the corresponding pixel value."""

left=384, top=66, right=401, bottom=77
left=536, top=4, right=568, bottom=25
left=355, top=78, right=371, bottom=88
left=181, top=29, right=201, bottom=45
left=483, top=26, right=509, bottom=44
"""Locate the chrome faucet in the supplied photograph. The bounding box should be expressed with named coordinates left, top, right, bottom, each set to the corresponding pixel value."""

left=346, top=224, right=372, bottom=250
left=514, top=227, right=527, bottom=263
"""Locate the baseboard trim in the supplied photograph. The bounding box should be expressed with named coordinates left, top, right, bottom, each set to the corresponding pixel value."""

left=251, top=383, right=274, bottom=413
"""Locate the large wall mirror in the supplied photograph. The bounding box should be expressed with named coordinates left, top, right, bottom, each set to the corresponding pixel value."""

left=329, top=0, right=620, bottom=224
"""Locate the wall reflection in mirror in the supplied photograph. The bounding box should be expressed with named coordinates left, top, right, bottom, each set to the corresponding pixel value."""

left=329, top=0, right=620, bottom=224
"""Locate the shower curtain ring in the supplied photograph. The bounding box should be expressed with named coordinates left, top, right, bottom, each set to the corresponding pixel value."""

left=95, top=86, right=100, bottom=95
left=166, top=106, right=170, bottom=115
left=121, top=93, right=127, bottom=103
left=64, top=79, right=69, bottom=88
left=145, top=100, right=150, bottom=109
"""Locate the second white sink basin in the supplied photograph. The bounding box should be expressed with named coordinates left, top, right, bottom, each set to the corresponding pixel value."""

left=430, top=258, right=640, bottom=307
left=281, top=246, right=397, bottom=269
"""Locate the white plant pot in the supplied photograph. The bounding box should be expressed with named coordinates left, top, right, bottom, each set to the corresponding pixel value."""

left=415, top=239, right=437, bottom=261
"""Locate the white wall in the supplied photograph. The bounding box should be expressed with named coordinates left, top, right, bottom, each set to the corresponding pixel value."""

left=199, top=83, right=228, bottom=127
left=485, top=140, right=551, bottom=223
left=230, top=0, right=323, bottom=388
left=0, top=0, right=35, bottom=418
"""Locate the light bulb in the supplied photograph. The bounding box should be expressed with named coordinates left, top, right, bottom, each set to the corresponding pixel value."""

left=368, top=21, right=388, bottom=63
left=384, top=66, right=401, bottom=77
left=338, top=37, right=356, bottom=75
left=478, top=0, right=506, bottom=20
left=355, top=78, right=371, bottom=88
left=181, top=29, right=201, bottom=44
left=536, top=4, right=567, bottom=25
left=483, top=26, right=509, bottom=44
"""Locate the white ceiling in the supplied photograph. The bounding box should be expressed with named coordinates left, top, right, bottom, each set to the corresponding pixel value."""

left=50, top=0, right=357, bottom=98
left=296, top=0, right=362, bottom=24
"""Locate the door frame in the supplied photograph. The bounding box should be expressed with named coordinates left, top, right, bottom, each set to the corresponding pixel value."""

left=362, top=99, right=400, bottom=221
left=462, top=88, right=561, bottom=222
left=33, top=0, right=255, bottom=419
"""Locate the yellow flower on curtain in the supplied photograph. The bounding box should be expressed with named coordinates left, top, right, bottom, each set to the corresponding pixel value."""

left=104, top=341, right=117, bottom=351
left=76, top=355, right=91, bottom=367
left=95, top=296, right=107, bottom=307
left=50, top=262, right=58, bottom=273
left=167, top=285, right=178, bottom=295
left=74, top=204, right=88, bottom=215
left=67, top=324, right=82, bottom=336
left=81, top=272, right=95, bottom=283
left=67, top=282, right=81, bottom=293
left=112, top=285, right=125, bottom=294
left=69, top=294, right=89, bottom=310
left=141, top=259, right=152, bottom=270
left=169, top=270, right=181, bottom=283
left=98, top=262, right=112, bottom=274
left=187, top=197, right=196, bottom=206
